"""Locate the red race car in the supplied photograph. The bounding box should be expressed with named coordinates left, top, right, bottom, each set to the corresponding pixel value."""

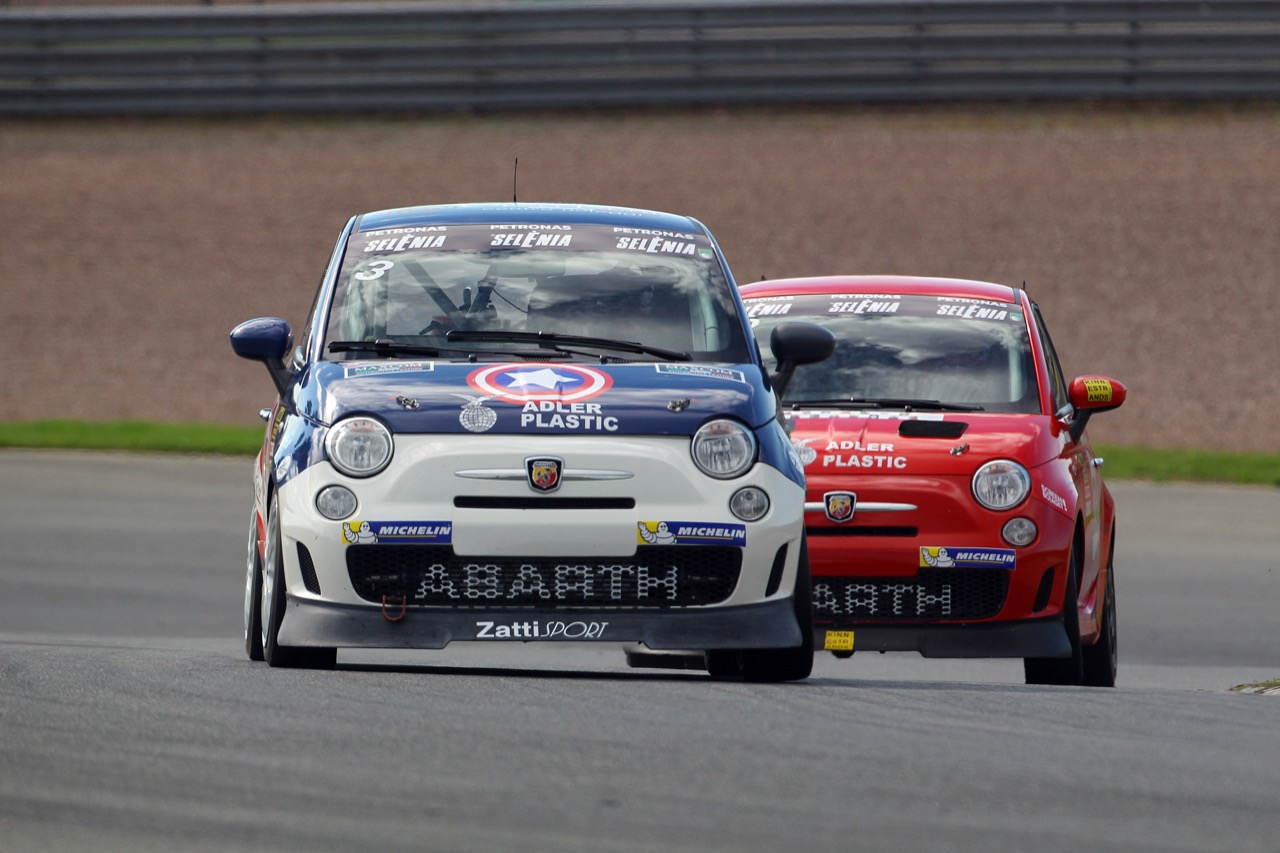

left=740, top=276, right=1126, bottom=686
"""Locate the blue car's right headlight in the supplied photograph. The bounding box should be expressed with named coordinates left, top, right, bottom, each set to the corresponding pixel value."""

left=691, top=419, right=757, bottom=479
left=325, top=416, right=394, bottom=478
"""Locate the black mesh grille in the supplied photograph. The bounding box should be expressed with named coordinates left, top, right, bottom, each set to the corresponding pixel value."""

left=297, top=543, right=321, bottom=594
left=347, top=545, right=742, bottom=608
left=813, top=570, right=1008, bottom=622
left=807, top=526, right=919, bottom=538
left=454, top=497, right=635, bottom=510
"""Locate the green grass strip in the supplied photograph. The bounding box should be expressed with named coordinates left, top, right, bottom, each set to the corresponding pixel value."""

left=0, top=419, right=262, bottom=456
left=1095, top=444, right=1280, bottom=487
left=0, top=421, right=1278, bottom=485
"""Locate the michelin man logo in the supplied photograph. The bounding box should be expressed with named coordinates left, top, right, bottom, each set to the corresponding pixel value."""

left=342, top=521, right=378, bottom=545
left=637, top=521, right=678, bottom=545
left=920, top=547, right=955, bottom=568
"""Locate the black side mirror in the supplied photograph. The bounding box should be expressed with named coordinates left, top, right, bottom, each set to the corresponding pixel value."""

left=230, top=317, right=294, bottom=395
left=769, top=322, right=836, bottom=397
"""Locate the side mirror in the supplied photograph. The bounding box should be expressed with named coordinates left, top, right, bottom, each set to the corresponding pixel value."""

left=1065, top=375, right=1127, bottom=443
left=230, top=317, right=294, bottom=395
left=769, top=322, right=836, bottom=397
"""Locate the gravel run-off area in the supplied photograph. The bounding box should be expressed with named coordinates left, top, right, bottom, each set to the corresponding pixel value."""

left=2, top=105, right=1277, bottom=452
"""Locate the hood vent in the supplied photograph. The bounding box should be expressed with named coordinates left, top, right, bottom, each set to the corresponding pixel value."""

left=898, top=420, right=968, bottom=439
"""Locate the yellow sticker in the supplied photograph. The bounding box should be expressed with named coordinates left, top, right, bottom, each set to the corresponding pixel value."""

left=1083, top=378, right=1113, bottom=403
left=824, top=630, right=855, bottom=652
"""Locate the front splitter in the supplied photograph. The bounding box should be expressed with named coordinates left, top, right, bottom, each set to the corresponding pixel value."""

left=814, top=617, right=1071, bottom=658
left=278, top=595, right=802, bottom=650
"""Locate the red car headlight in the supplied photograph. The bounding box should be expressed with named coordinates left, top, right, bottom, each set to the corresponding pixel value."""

left=972, top=460, right=1031, bottom=511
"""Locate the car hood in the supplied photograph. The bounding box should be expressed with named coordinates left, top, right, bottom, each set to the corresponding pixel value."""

left=294, top=360, right=772, bottom=436
left=786, top=409, right=1059, bottom=476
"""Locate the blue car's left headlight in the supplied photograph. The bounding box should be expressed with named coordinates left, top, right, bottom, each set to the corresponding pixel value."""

left=325, top=417, right=393, bottom=478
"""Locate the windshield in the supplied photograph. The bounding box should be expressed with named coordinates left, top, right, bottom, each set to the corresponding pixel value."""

left=748, top=293, right=1040, bottom=414
left=322, top=223, right=751, bottom=363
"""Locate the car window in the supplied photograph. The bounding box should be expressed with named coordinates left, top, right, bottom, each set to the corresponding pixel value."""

left=747, top=293, right=1040, bottom=414
left=1031, top=303, right=1071, bottom=416
left=322, top=223, right=750, bottom=363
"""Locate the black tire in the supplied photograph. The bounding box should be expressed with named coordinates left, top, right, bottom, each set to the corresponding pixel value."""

left=261, top=498, right=337, bottom=670
left=1082, top=545, right=1118, bottom=688
left=704, top=649, right=742, bottom=678
left=1024, top=536, right=1084, bottom=686
left=244, top=512, right=264, bottom=662
left=738, top=538, right=815, bottom=683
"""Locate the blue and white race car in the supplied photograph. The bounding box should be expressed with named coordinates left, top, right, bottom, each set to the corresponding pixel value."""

left=231, top=203, right=833, bottom=681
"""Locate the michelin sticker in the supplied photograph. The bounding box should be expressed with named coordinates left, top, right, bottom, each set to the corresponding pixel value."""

left=342, top=521, right=453, bottom=545
left=637, top=521, right=747, bottom=547
left=919, top=546, right=1016, bottom=570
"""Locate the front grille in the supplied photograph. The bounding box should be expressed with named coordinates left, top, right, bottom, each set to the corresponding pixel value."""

left=347, top=545, right=741, bottom=608
left=813, top=570, right=1008, bottom=622
left=453, top=496, right=635, bottom=510
left=807, top=526, right=918, bottom=538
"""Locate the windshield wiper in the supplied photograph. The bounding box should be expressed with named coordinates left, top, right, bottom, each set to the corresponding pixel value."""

left=786, top=397, right=984, bottom=412
left=446, top=330, right=691, bottom=362
left=329, top=339, right=444, bottom=357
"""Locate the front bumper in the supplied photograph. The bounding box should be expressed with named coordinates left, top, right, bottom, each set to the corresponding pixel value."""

left=278, top=594, right=802, bottom=650
left=804, top=472, right=1075, bottom=629
left=270, top=433, right=807, bottom=649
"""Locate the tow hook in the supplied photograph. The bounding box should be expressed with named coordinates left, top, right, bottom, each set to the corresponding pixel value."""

left=382, top=595, right=407, bottom=622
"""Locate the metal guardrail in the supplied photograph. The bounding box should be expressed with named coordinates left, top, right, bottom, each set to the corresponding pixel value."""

left=2, top=0, right=1279, bottom=115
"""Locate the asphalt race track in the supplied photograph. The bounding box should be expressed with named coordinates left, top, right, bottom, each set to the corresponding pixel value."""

left=2, top=451, right=1278, bottom=853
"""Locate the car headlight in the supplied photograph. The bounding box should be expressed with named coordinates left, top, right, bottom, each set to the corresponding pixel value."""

left=315, top=485, right=358, bottom=520
left=730, top=487, right=770, bottom=521
left=972, top=460, right=1031, bottom=511
left=1002, top=517, right=1038, bottom=547
left=325, top=417, right=393, bottom=478
left=691, top=419, right=757, bottom=479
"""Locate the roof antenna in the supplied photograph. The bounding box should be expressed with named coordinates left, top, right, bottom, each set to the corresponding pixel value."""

left=513, top=158, right=519, bottom=203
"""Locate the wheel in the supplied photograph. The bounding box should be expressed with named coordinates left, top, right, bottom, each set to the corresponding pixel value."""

left=737, top=538, right=815, bottom=683
left=1024, top=538, right=1084, bottom=686
left=261, top=497, right=337, bottom=670
left=1082, top=546, right=1118, bottom=687
left=244, top=512, right=264, bottom=661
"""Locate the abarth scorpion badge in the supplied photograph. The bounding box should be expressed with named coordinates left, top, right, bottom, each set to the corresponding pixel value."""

left=526, top=457, right=563, bottom=493
left=824, top=491, right=857, bottom=523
